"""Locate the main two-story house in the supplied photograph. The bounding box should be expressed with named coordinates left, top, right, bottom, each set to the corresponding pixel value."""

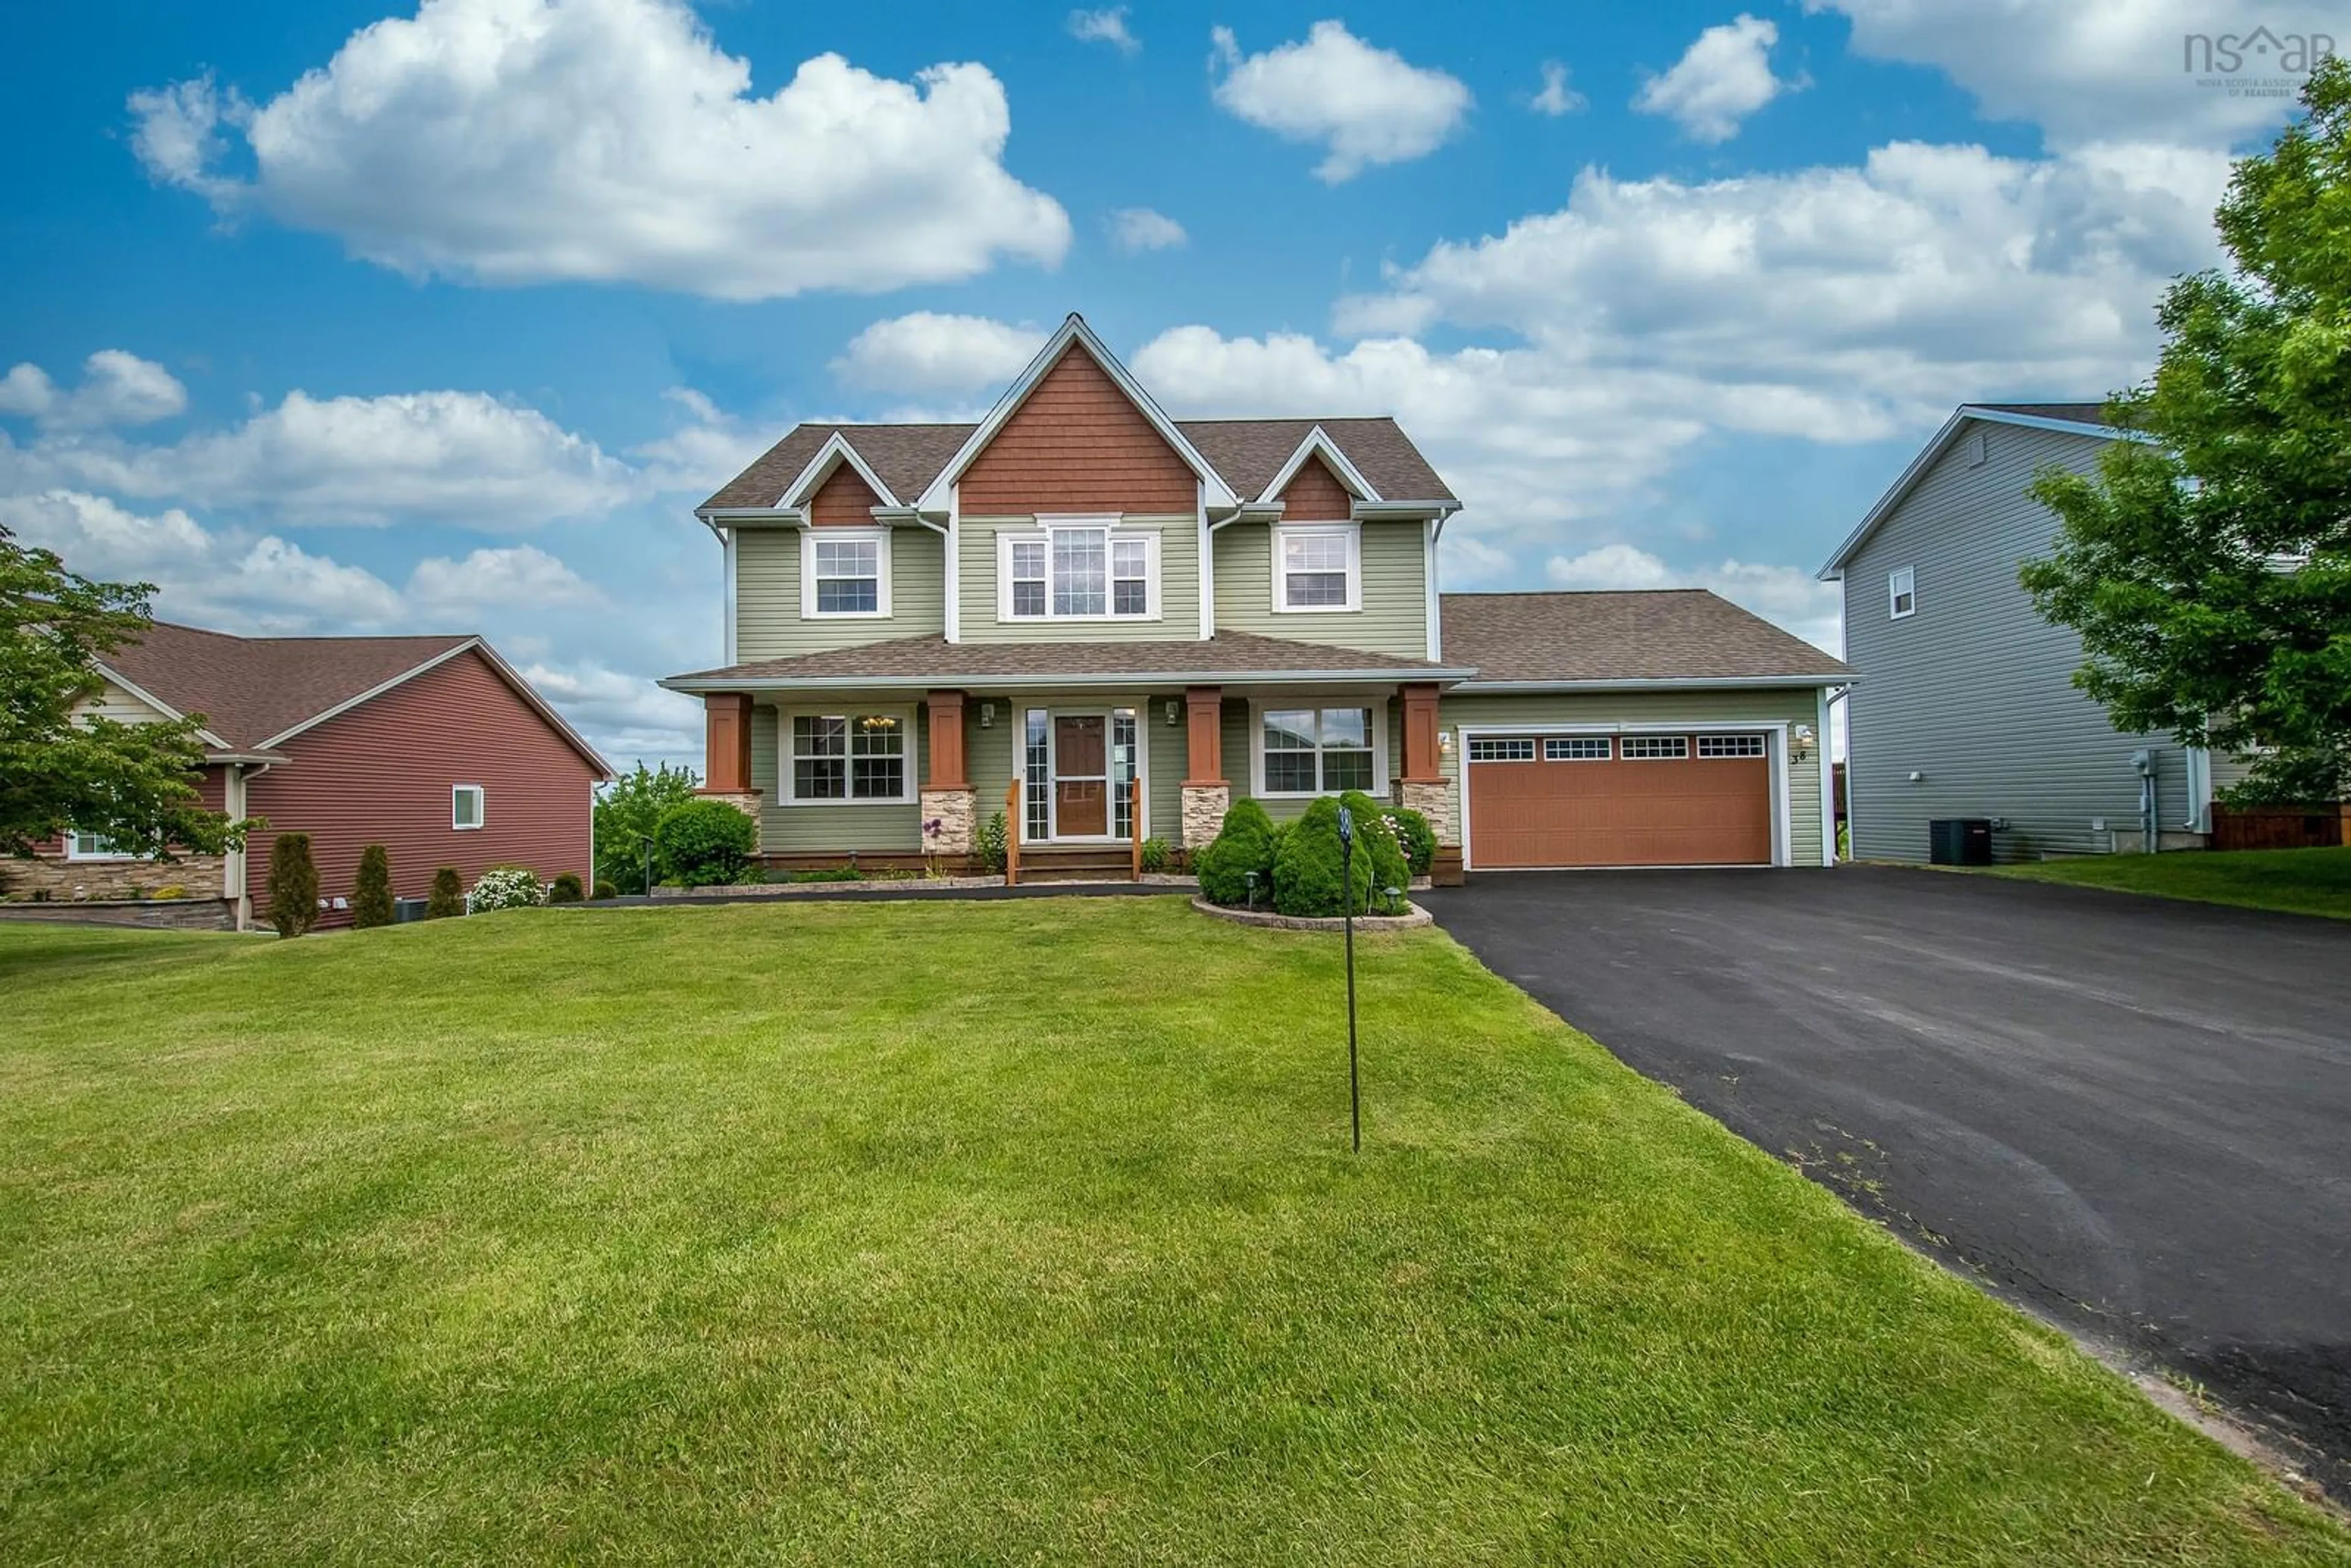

left=662, top=315, right=1848, bottom=881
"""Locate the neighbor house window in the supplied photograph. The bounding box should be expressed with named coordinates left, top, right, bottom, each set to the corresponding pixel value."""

left=1261, top=707, right=1376, bottom=794
left=67, top=831, right=138, bottom=860
left=452, top=784, right=485, bottom=829
left=1545, top=737, right=1612, bottom=761
left=1888, top=565, right=1916, bottom=619
left=1276, top=524, right=1360, bottom=612
left=791, top=713, right=907, bottom=802
left=1696, top=735, right=1767, bottom=758
left=1003, top=523, right=1154, bottom=620
left=807, top=532, right=885, bottom=617
left=1622, top=736, right=1689, bottom=760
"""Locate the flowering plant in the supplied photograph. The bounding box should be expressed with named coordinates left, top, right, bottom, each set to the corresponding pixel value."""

left=465, top=865, right=545, bottom=913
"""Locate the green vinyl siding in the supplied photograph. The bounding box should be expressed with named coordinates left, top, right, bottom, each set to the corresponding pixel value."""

left=749, top=703, right=924, bottom=854
left=958, top=516, right=1199, bottom=643
left=967, top=694, right=1186, bottom=845
left=734, top=526, right=945, bottom=660
left=1212, top=521, right=1430, bottom=660
left=1438, top=689, right=1828, bottom=867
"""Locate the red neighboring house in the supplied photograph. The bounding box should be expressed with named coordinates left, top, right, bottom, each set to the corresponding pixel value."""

left=3, top=620, right=612, bottom=930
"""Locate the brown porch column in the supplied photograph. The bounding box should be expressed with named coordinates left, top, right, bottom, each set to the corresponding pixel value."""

left=1399, top=682, right=1442, bottom=783
left=1180, top=686, right=1230, bottom=850
left=702, top=692, right=753, bottom=795
left=920, top=690, right=974, bottom=858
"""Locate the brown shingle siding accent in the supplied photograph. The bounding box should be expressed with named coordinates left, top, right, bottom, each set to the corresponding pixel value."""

left=958, top=347, right=1198, bottom=515
left=807, top=462, right=881, bottom=527
left=1278, top=453, right=1355, bottom=519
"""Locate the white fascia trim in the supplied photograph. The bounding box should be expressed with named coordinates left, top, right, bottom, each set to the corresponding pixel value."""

left=1451, top=675, right=1853, bottom=692
left=87, top=661, right=230, bottom=750
left=722, top=526, right=739, bottom=666
left=1817, top=406, right=2137, bottom=579
left=1257, top=425, right=1380, bottom=504
left=913, top=314, right=1240, bottom=514
left=780, top=430, right=902, bottom=509
left=697, top=506, right=800, bottom=525
left=1210, top=501, right=1284, bottom=531
left=800, top=525, right=894, bottom=620
left=1246, top=694, right=1392, bottom=800
left=1455, top=719, right=1794, bottom=870
left=662, top=666, right=1478, bottom=695
left=1351, top=500, right=1450, bottom=520
left=1816, top=686, right=1836, bottom=866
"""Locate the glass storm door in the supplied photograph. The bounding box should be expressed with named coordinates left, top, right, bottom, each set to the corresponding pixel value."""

left=1053, top=715, right=1109, bottom=837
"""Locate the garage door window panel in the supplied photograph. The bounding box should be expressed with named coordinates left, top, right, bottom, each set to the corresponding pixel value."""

left=1696, top=735, right=1766, bottom=757
left=1545, top=737, right=1611, bottom=761
left=1622, top=735, right=1690, bottom=760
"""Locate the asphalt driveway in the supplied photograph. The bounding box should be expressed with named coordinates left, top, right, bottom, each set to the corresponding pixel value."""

left=1422, top=865, right=2351, bottom=1496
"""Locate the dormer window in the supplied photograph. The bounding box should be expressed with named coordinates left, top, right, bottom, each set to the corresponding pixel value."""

left=1001, top=520, right=1156, bottom=621
left=802, top=528, right=890, bottom=618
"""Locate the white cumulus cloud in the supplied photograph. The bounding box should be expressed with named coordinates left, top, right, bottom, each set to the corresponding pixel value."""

left=1634, top=14, right=1802, bottom=143
left=1209, top=21, right=1472, bottom=182
left=0, top=351, right=188, bottom=430
left=830, top=313, right=1049, bottom=395
left=127, top=0, right=1070, bottom=301
left=1530, top=61, right=1586, bottom=117
left=1067, top=7, right=1139, bottom=55
left=1548, top=543, right=1843, bottom=655
left=1108, top=207, right=1188, bottom=252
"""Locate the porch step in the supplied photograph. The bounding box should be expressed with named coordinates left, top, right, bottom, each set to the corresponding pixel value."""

left=1015, top=845, right=1136, bottom=883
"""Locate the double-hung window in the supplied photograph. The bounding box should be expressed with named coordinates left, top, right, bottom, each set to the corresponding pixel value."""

left=1261, top=707, right=1377, bottom=795
left=1276, top=524, right=1359, bottom=612
left=1003, top=523, right=1153, bottom=621
left=804, top=530, right=887, bottom=617
left=1888, top=565, right=1916, bottom=620
left=790, top=713, right=908, bottom=802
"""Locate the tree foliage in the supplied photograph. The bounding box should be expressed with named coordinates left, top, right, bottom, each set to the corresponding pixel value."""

left=1, top=527, right=252, bottom=857
left=594, top=762, right=700, bottom=893
left=265, top=833, right=319, bottom=939
left=350, top=844, right=395, bottom=929
left=654, top=798, right=757, bottom=887
left=2022, top=59, right=2351, bottom=803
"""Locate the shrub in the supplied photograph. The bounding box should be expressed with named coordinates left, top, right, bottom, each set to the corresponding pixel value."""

left=466, top=865, right=544, bottom=913
left=591, top=879, right=618, bottom=901
left=656, top=798, right=758, bottom=888
left=1339, top=790, right=1412, bottom=907
left=594, top=761, right=700, bottom=895
left=973, top=809, right=1009, bottom=875
left=1387, top=806, right=1436, bottom=878
left=350, top=844, right=395, bottom=929
left=1195, top=797, right=1278, bottom=906
left=1272, top=797, right=1379, bottom=918
left=1139, top=836, right=1171, bottom=874
left=265, top=832, right=319, bottom=938
left=548, top=871, right=585, bottom=904
left=426, top=866, right=465, bottom=919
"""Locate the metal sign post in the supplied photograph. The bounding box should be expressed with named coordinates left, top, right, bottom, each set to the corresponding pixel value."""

left=1338, top=806, right=1361, bottom=1153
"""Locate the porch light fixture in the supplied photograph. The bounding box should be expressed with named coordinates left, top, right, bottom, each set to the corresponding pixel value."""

left=860, top=715, right=899, bottom=731
left=1438, top=729, right=1454, bottom=755
left=1165, top=699, right=1180, bottom=727
left=1791, top=722, right=1816, bottom=760
left=979, top=702, right=995, bottom=728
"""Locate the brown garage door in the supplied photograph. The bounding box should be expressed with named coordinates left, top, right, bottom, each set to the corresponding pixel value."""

left=1465, top=733, right=1772, bottom=869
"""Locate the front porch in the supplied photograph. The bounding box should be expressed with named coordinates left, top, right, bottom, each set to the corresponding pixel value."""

left=691, top=681, right=1459, bottom=880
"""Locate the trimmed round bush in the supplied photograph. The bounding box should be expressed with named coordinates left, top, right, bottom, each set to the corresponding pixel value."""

left=1271, top=797, right=1376, bottom=917
left=591, top=879, right=618, bottom=901
left=426, top=866, right=464, bottom=919
left=656, top=798, right=758, bottom=887
left=466, top=865, right=544, bottom=913
left=547, top=871, right=585, bottom=904
left=1339, top=791, right=1412, bottom=906
left=1386, top=806, right=1436, bottom=878
left=1196, top=797, right=1278, bottom=906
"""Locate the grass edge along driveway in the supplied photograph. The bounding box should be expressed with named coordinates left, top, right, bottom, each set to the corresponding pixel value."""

left=1, top=902, right=2344, bottom=1566
left=1984, top=844, right=2351, bottom=920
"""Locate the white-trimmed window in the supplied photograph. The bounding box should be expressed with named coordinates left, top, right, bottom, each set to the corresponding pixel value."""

left=789, top=713, right=911, bottom=803
left=1545, top=737, right=1612, bottom=761
left=67, top=830, right=139, bottom=860
left=1467, top=737, right=1535, bottom=762
left=802, top=528, right=890, bottom=618
left=452, top=784, right=485, bottom=829
left=1275, top=523, right=1361, bottom=612
left=1888, top=565, right=1916, bottom=620
left=1696, top=734, right=1767, bottom=757
left=1001, top=522, right=1155, bottom=621
left=1622, top=735, right=1690, bottom=760
left=1261, top=707, right=1378, bottom=794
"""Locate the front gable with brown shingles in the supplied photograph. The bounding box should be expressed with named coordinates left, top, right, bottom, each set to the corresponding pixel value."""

left=959, top=345, right=1199, bottom=516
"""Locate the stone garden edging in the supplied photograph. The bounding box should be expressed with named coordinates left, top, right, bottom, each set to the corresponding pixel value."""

left=1190, top=896, right=1433, bottom=931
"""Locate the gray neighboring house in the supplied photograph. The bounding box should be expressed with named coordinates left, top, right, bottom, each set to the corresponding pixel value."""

left=1821, top=403, right=2238, bottom=863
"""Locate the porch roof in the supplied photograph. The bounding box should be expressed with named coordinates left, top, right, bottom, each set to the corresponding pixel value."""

left=661, top=631, right=1472, bottom=694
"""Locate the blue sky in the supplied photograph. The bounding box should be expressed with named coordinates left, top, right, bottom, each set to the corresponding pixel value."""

left=0, top=0, right=2330, bottom=766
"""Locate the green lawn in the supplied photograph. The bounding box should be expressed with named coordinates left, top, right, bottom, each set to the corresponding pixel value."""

left=1987, top=844, right=2351, bottom=919
left=1, top=904, right=2342, bottom=1566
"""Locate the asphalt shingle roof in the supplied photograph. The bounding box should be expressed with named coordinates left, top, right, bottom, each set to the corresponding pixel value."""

left=100, top=621, right=477, bottom=751
left=669, top=631, right=1459, bottom=686
left=1441, top=591, right=1850, bottom=684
